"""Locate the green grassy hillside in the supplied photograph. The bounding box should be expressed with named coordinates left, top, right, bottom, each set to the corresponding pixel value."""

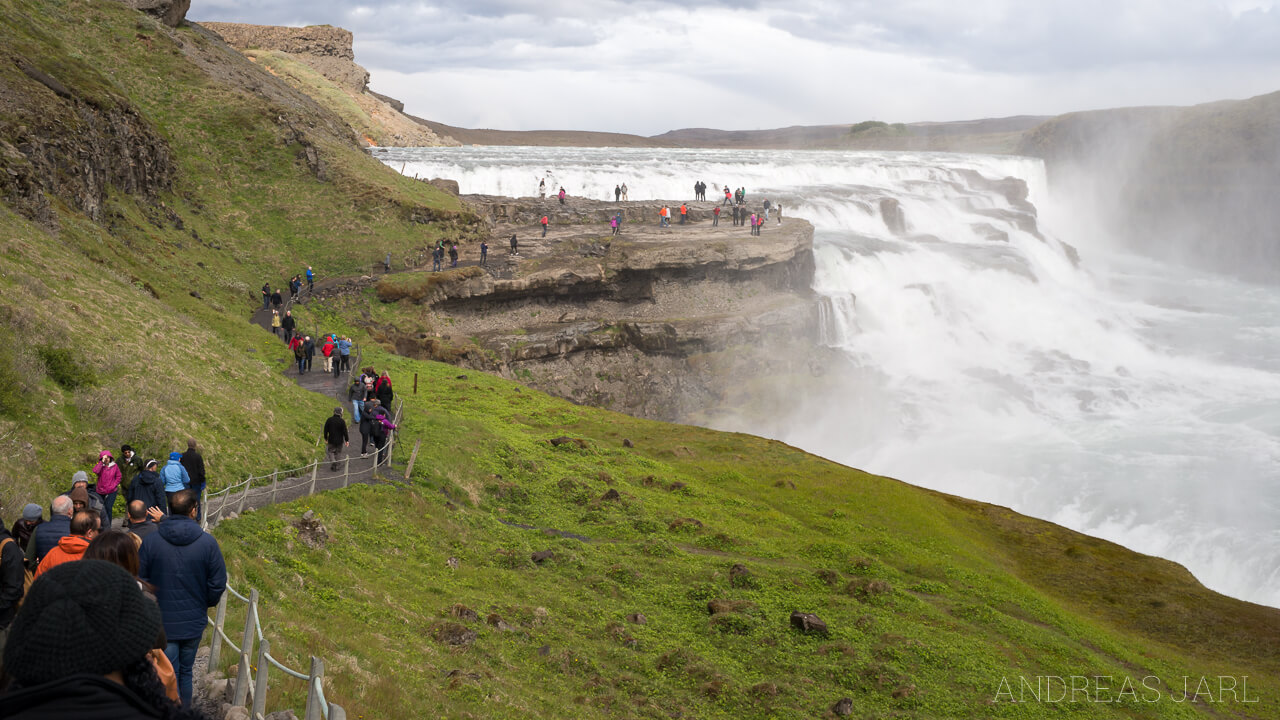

left=1, top=2, right=1278, bottom=719
left=0, top=0, right=472, bottom=510
left=215, top=350, right=1280, bottom=718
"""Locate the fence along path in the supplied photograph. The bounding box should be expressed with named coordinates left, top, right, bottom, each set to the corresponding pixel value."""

left=198, top=289, right=405, bottom=720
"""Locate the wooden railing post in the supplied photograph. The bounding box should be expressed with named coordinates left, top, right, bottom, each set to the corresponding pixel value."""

left=238, top=478, right=248, bottom=514
left=329, top=704, right=347, bottom=720
left=209, top=592, right=228, bottom=670
left=271, top=469, right=279, bottom=504
left=308, top=461, right=319, bottom=495
left=232, top=589, right=258, bottom=707
left=343, top=455, right=351, bottom=489
left=304, top=656, right=325, bottom=720
left=252, top=637, right=270, bottom=719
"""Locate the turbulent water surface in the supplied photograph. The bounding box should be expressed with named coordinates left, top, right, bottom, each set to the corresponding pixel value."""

left=377, top=145, right=1280, bottom=608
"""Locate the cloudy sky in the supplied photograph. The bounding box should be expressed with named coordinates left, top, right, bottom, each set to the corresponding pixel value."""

left=190, top=0, right=1280, bottom=135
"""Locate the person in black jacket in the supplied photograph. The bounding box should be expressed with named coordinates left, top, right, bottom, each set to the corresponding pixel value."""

left=375, top=372, right=394, bottom=408
left=0, top=520, right=25, bottom=654
left=323, top=407, right=349, bottom=471
left=127, top=460, right=167, bottom=516
left=0, top=559, right=208, bottom=719
left=281, top=310, right=296, bottom=344
left=302, top=336, right=315, bottom=373
left=179, top=440, right=205, bottom=504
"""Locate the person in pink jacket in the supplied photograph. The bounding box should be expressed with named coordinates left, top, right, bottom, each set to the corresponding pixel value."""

left=92, top=449, right=123, bottom=526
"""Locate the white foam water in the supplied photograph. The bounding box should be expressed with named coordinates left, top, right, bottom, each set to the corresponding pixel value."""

left=376, top=145, right=1280, bottom=607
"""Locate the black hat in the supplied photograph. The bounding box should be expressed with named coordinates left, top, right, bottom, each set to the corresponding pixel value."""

left=2, top=560, right=162, bottom=686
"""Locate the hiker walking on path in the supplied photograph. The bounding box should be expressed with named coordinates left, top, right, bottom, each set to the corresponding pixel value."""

left=713, top=206, right=720, bottom=226
left=282, top=310, right=296, bottom=343
left=290, top=334, right=305, bottom=373
left=367, top=401, right=396, bottom=466
left=180, top=439, right=205, bottom=518
left=358, top=398, right=377, bottom=457
left=349, top=374, right=366, bottom=424
left=303, top=335, right=316, bottom=373
left=324, top=407, right=349, bottom=471
left=480, top=241, right=489, bottom=266
left=139, top=489, right=227, bottom=708
left=91, top=450, right=122, bottom=527
left=9, top=504, right=42, bottom=554
left=271, top=309, right=282, bottom=337
left=558, top=187, right=566, bottom=205
left=321, top=335, right=335, bottom=373
left=270, top=288, right=282, bottom=310
left=261, top=283, right=271, bottom=310
left=0, top=517, right=23, bottom=653
left=34, top=509, right=98, bottom=580
left=510, top=233, right=519, bottom=255
left=119, top=445, right=143, bottom=498
left=305, top=266, right=314, bottom=293
left=160, top=452, right=190, bottom=509
left=375, top=371, right=394, bottom=408
left=29, top=496, right=72, bottom=568
left=449, top=244, right=459, bottom=268
left=338, top=336, right=352, bottom=372
left=127, top=459, right=166, bottom=516
left=541, top=215, right=549, bottom=237
left=610, top=214, right=619, bottom=236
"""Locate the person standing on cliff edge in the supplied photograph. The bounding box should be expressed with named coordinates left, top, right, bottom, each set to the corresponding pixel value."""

left=541, top=215, right=549, bottom=237
left=621, top=183, right=628, bottom=201
left=614, top=184, right=621, bottom=202
left=510, top=233, right=518, bottom=255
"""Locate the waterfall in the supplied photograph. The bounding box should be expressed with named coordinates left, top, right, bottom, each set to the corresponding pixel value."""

left=375, top=145, right=1280, bottom=608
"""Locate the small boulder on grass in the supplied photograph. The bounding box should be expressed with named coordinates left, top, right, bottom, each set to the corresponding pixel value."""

left=789, top=611, right=829, bottom=636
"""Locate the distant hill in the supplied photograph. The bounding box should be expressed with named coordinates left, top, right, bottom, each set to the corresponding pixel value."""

left=1018, top=91, right=1280, bottom=277
left=410, top=116, right=1049, bottom=153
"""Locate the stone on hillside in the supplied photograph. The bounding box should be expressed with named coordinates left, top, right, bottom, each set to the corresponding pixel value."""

left=729, top=563, right=752, bottom=588
left=707, top=599, right=755, bottom=615
left=531, top=550, right=555, bottom=564
left=120, top=0, right=190, bottom=27
left=429, top=178, right=460, bottom=195
left=622, top=438, right=634, bottom=448
left=449, top=604, right=479, bottom=622
left=432, top=622, right=477, bottom=646
left=832, top=697, right=854, bottom=716
left=789, top=611, right=829, bottom=636
left=223, top=706, right=250, bottom=720
left=446, top=556, right=459, bottom=568
left=626, top=613, right=647, bottom=625
left=264, top=711, right=299, bottom=720
left=549, top=436, right=588, bottom=449
left=291, top=512, right=328, bottom=549
left=601, top=488, right=620, bottom=501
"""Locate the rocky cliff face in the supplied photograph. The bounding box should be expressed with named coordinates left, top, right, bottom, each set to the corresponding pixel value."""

left=334, top=195, right=820, bottom=422
left=1017, top=91, right=1280, bottom=278
left=0, top=53, right=174, bottom=229
left=201, top=22, right=457, bottom=148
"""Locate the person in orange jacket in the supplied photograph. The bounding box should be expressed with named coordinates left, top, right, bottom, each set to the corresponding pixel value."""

left=34, top=510, right=99, bottom=580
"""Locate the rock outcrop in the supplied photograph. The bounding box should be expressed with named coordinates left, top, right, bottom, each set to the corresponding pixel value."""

left=200, top=23, right=457, bottom=148
left=350, top=195, right=822, bottom=423
left=119, top=0, right=190, bottom=28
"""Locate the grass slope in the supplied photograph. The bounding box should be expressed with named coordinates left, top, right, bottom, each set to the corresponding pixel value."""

left=213, top=349, right=1280, bottom=719
left=0, top=0, right=470, bottom=509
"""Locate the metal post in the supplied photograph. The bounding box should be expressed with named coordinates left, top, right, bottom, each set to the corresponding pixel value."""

left=343, top=455, right=351, bottom=489
left=200, top=486, right=208, bottom=529
left=271, top=469, right=278, bottom=504
left=309, top=462, right=319, bottom=495
left=252, top=637, right=270, bottom=719
left=329, top=704, right=347, bottom=720
left=233, top=589, right=258, bottom=707
left=304, top=657, right=325, bottom=720
left=238, top=476, right=248, bottom=514
left=209, top=592, right=228, bottom=670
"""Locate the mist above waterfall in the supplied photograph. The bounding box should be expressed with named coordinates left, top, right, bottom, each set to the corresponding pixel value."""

left=377, top=145, right=1280, bottom=608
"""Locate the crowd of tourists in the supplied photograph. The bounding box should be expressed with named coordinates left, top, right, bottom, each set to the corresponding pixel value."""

left=2, top=471, right=225, bottom=717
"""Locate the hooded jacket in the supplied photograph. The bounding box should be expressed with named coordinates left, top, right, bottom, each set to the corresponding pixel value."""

left=119, top=452, right=143, bottom=492
left=0, top=526, right=24, bottom=630
left=160, top=453, right=190, bottom=494
left=92, top=452, right=122, bottom=494
left=34, top=534, right=90, bottom=580
left=138, top=516, right=226, bottom=641
left=127, top=468, right=167, bottom=514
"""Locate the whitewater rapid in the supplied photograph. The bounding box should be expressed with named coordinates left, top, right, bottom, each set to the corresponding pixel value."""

left=376, top=145, right=1280, bottom=608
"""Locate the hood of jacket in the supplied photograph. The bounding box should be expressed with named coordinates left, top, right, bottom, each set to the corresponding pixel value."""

left=135, top=469, right=161, bottom=487
left=55, top=534, right=90, bottom=556
left=156, top=516, right=204, bottom=547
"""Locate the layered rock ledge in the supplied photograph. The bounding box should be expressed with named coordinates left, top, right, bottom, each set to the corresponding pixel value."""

left=362, top=195, right=821, bottom=421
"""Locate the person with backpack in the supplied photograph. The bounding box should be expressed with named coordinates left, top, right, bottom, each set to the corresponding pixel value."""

left=432, top=244, right=442, bottom=272
left=0, top=515, right=30, bottom=654
left=290, top=334, right=305, bottom=373
left=367, top=402, right=397, bottom=466
left=338, top=336, right=352, bottom=372
left=127, top=459, right=167, bottom=516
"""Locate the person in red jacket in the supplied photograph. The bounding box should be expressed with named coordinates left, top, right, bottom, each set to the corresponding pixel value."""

left=541, top=215, right=549, bottom=237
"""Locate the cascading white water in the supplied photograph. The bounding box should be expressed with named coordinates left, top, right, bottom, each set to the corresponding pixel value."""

left=376, top=145, right=1280, bottom=607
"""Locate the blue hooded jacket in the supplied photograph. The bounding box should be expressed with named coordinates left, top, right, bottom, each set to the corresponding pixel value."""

left=160, top=452, right=190, bottom=494
left=138, top=515, right=226, bottom=641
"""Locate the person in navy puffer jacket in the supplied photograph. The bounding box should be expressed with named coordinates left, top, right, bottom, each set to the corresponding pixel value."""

left=138, top=490, right=226, bottom=708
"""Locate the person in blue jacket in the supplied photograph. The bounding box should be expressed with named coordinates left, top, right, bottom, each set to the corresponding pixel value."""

left=138, top=490, right=226, bottom=708
left=160, top=451, right=190, bottom=508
